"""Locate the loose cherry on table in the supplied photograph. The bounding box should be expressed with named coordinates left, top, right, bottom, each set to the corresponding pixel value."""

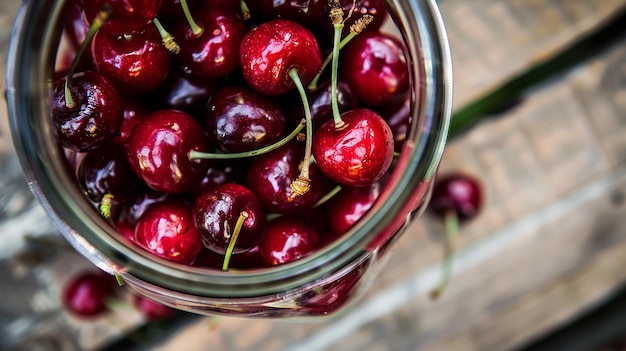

left=62, top=270, right=117, bottom=318
left=428, top=171, right=484, bottom=299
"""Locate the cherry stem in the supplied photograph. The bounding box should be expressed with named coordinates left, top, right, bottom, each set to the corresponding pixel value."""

left=240, top=0, right=251, bottom=20
left=288, top=68, right=314, bottom=200
left=313, top=184, right=342, bottom=208
left=99, top=193, right=114, bottom=220
left=222, top=211, right=249, bottom=271
left=430, top=209, right=459, bottom=300
left=64, top=7, right=111, bottom=108
left=189, top=119, right=305, bottom=160
left=153, top=18, right=181, bottom=54
left=330, top=23, right=345, bottom=129
left=307, top=15, right=373, bottom=92
left=114, top=272, right=125, bottom=286
left=180, top=0, right=203, bottom=36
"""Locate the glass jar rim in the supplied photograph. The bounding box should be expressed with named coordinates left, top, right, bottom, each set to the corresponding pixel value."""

left=6, top=0, right=452, bottom=298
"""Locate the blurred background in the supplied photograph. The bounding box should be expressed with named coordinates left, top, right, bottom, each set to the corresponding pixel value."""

left=2, top=0, right=626, bottom=350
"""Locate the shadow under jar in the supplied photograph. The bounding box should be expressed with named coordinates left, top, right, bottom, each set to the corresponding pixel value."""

left=6, top=0, right=452, bottom=318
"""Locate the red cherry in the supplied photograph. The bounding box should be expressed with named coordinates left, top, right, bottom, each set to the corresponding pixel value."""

left=172, top=8, right=248, bottom=78
left=82, top=0, right=163, bottom=36
left=62, top=270, right=115, bottom=318
left=239, top=19, right=322, bottom=95
left=246, top=141, right=334, bottom=215
left=117, top=96, right=150, bottom=141
left=313, top=108, right=394, bottom=187
left=133, top=294, right=177, bottom=321
left=204, top=85, right=287, bottom=152
left=134, top=200, right=203, bottom=264
left=193, top=183, right=265, bottom=255
left=325, top=181, right=382, bottom=235
left=51, top=71, right=123, bottom=152
left=259, top=216, right=319, bottom=266
left=92, top=26, right=172, bottom=94
left=125, top=109, right=212, bottom=194
left=429, top=172, right=484, bottom=222
left=340, top=31, right=409, bottom=107
left=153, top=66, right=218, bottom=114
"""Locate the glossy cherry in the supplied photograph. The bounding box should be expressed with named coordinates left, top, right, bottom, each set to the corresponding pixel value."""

left=125, top=109, right=212, bottom=194
left=239, top=19, right=322, bottom=95
left=247, top=141, right=334, bottom=215
left=91, top=26, right=172, bottom=94
left=77, top=138, right=142, bottom=218
left=153, top=66, right=217, bottom=114
left=313, top=108, right=394, bottom=187
left=204, top=85, right=287, bottom=152
left=172, top=8, right=248, bottom=78
left=340, top=31, right=409, bottom=107
left=82, top=0, right=163, bottom=36
left=193, top=183, right=265, bottom=256
left=133, top=294, right=177, bottom=321
left=324, top=181, right=383, bottom=235
left=428, top=171, right=484, bottom=299
left=259, top=216, right=319, bottom=266
left=51, top=71, right=123, bottom=152
left=134, top=199, right=203, bottom=264
left=62, top=270, right=115, bottom=318
left=287, top=77, right=357, bottom=129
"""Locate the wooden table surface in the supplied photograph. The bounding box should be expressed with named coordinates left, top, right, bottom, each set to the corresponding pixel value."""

left=2, top=1, right=626, bottom=350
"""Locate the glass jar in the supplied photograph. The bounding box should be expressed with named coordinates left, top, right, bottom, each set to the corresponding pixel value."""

left=6, top=0, right=452, bottom=318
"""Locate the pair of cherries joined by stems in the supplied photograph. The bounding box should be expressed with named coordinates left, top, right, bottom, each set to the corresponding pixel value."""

left=53, top=0, right=413, bottom=304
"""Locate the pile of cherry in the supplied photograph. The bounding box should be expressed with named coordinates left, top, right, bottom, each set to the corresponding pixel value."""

left=52, top=0, right=412, bottom=272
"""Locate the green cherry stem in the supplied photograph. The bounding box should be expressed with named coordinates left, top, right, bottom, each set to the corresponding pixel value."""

left=430, top=209, right=459, bottom=300
left=222, top=211, right=249, bottom=271
left=240, top=0, right=251, bottom=20
left=180, top=0, right=203, bottom=36
left=64, top=7, right=111, bottom=108
left=153, top=17, right=181, bottom=54
left=188, top=119, right=305, bottom=160
left=288, top=68, right=314, bottom=200
left=307, top=14, right=374, bottom=92
left=330, top=22, right=345, bottom=129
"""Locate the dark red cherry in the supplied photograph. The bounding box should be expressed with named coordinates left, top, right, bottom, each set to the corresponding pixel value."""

left=125, top=109, right=212, bottom=194
left=92, top=26, right=172, bottom=94
left=153, top=66, right=217, bottom=114
left=62, top=270, right=115, bottom=318
left=325, top=181, right=382, bottom=235
left=298, top=265, right=364, bottom=315
left=117, top=96, right=150, bottom=141
left=133, top=294, right=177, bottom=321
left=173, top=9, right=248, bottom=78
left=313, top=108, right=394, bottom=187
left=158, top=0, right=198, bottom=19
left=77, top=138, right=142, bottom=207
left=429, top=172, right=484, bottom=222
left=125, top=188, right=189, bottom=223
left=83, top=0, right=163, bottom=36
left=259, top=216, right=319, bottom=266
left=249, top=0, right=329, bottom=28
left=239, top=19, right=322, bottom=95
left=341, top=31, right=409, bottom=107
left=193, top=183, right=265, bottom=255
left=134, top=200, right=203, bottom=264
left=51, top=71, right=123, bottom=152
left=247, top=141, right=334, bottom=215
left=198, top=159, right=249, bottom=193
left=287, top=78, right=357, bottom=129
left=204, top=85, right=287, bottom=152
left=377, top=95, right=410, bottom=152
